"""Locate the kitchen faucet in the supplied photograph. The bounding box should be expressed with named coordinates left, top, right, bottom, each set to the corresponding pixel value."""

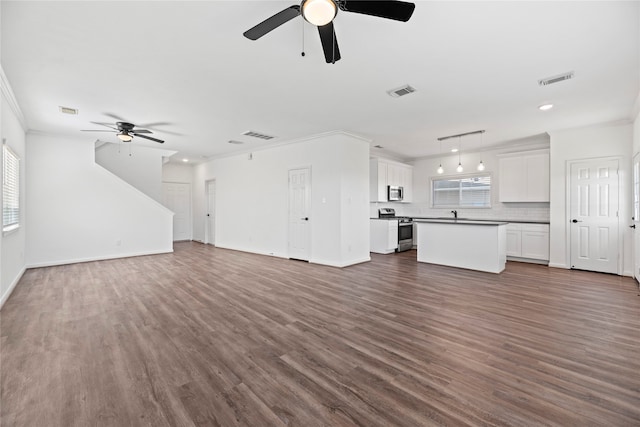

left=451, top=210, right=458, bottom=219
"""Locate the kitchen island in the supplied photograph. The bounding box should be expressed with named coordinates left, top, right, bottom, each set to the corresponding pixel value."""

left=415, top=219, right=508, bottom=273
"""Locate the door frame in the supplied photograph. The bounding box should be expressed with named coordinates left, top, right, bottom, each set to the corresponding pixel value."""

left=162, top=181, right=192, bottom=242
left=632, top=152, right=640, bottom=282
left=205, top=179, right=216, bottom=246
left=565, top=156, right=623, bottom=275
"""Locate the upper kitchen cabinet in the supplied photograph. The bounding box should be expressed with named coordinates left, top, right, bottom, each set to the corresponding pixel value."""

left=498, top=150, right=550, bottom=202
left=370, top=158, right=413, bottom=202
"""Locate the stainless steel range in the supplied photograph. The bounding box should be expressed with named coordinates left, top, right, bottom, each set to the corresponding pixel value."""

left=378, top=208, right=413, bottom=252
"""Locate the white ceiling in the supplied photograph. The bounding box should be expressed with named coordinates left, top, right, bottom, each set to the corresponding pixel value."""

left=2, top=1, right=639, bottom=163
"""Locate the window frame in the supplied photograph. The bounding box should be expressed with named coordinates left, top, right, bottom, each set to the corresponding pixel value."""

left=3, top=142, right=20, bottom=234
left=430, top=172, right=493, bottom=209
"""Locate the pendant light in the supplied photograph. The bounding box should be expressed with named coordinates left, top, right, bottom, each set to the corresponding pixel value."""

left=477, top=131, right=485, bottom=171
left=456, top=136, right=463, bottom=172
left=437, top=139, right=444, bottom=174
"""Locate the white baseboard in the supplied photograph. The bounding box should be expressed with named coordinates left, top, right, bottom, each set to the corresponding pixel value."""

left=213, top=244, right=371, bottom=268
left=310, top=256, right=371, bottom=268
left=25, top=249, right=174, bottom=269
left=213, top=244, right=289, bottom=259
left=0, top=266, right=26, bottom=310
left=548, top=262, right=569, bottom=269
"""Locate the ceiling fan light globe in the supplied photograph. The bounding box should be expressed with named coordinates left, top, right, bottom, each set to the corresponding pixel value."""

left=117, top=132, right=132, bottom=142
left=302, top=0, right=337, bottom=26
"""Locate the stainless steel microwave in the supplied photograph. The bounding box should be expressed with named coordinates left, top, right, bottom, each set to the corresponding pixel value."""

left=388, top=185, right=404, bottom=201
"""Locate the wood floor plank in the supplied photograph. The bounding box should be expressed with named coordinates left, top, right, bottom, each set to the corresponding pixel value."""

left=2, top=242, right=640, bottom=426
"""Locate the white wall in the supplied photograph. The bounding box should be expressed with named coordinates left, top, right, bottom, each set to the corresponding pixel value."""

left=95, top=143, right=176, bottom=203
left=635, top=111, right=640, bottom=155
left=192, top=132, right=370, bottom=268
left=385, top=137, right=551, bottom=222
left=549, top=122, right=633, bottom=274
left=26, top=133, right=174, bottom=267
left=162, top=162, right=194, bottom=183
left=1, top=70, right=27, bottom=308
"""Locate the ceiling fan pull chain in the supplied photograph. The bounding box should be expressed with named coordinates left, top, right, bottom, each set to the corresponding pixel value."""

left=301, top=16, right=306, bottom=57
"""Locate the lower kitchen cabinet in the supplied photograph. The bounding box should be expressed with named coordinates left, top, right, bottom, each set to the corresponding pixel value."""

left=506, top=223, right=549, bottom=263
left=506, top=227, right=522, bottom=257
left=370, top=219, right=398, bottom=254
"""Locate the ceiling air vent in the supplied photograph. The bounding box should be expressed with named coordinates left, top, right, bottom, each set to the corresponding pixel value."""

left=387, top=85, right=417, bottom=98
left=538, top=71, right=574, bottom=86
left=59, top=106, right=78, bottom=115
left=242, top=130, right=275, bottom=140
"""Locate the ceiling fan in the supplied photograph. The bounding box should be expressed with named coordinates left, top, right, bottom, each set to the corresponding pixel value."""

left=82, top=121, right=165, bottom=144
left=243, top=0, right=416, bottom=63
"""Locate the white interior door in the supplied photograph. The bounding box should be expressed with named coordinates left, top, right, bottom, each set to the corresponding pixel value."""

left=206, top=180, right=215, bottom=246
left=162, top=182, right=191, bottom=241
left=569, top=159, right=619, bottom=274
left=633, top=153, right=640, bottom=282
left=288, top=168, right=311, bottom=261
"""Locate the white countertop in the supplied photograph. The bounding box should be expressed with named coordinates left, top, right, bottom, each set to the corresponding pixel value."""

left=413, top=219, right=508, bottom=226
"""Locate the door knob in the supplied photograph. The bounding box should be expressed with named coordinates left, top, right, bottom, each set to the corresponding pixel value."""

left=630, top=224, right=636, bottom=229
left=207, top=214, right=210, bottom=217
left=571, top=219, right=582, bottom=223
left=301, top=217, right=309, bottom=221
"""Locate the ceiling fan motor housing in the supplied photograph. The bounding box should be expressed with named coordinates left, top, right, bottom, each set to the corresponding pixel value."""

left=117, top=122, right=136, bottom=131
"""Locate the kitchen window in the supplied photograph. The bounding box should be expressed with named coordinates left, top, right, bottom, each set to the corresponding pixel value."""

left=3, top=142, right=20, bottom=233
left=431, top=174, right=491, bottom=208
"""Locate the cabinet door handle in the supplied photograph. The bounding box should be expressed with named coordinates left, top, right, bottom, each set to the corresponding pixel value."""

left=571, top=219, right=582, bottom=223
left=630, top=224, right=636, bottom=229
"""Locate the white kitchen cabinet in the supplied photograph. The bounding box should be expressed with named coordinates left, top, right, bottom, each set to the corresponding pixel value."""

left=498, top=150, right=550, bottom=202
left=370, top=158, right=413, bottom=202
left=505, top=223, right=549, bottom=262
left=370, top=160, right=388, bottom=202
left=506, top=225, right=522, bottom=257
left=521, top=225, right=550, bottom=260
left=370, top=219, right=398, bottom=254
left=398, top=165, right=413, bottom=202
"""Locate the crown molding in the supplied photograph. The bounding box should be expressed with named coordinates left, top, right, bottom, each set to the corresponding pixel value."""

left=203, top=129, right=372, bottom=162
left=0, top=64, right=27, bottom=131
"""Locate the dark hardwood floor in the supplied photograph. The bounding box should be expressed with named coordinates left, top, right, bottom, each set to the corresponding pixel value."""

left=2, top=242, right=639, bottom=426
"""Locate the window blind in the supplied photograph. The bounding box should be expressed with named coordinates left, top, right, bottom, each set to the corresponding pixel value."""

left=432, top=175, right=491, bottom=208
left=3, top=144, right=20, bottom=231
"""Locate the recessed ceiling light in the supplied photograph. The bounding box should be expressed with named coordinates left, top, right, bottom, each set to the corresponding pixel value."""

left=59, top=106, right=78, bottom=115
left=538, top=103, right=554, bottom=111
left=182, top=158, right=189, bottom=163
left=451, top=148, right=459, bottom=153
